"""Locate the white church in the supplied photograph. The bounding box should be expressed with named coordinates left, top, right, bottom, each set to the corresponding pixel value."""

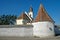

left=16, top=3, right=55, bottom=37
left=0, top=3, right=55, bottom=38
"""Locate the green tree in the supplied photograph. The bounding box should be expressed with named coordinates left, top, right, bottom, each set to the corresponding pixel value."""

left=0, top=15, right=17, bottom=25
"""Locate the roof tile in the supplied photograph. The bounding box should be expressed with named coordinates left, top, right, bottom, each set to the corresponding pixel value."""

left=34, top=4, right=54, bottom=22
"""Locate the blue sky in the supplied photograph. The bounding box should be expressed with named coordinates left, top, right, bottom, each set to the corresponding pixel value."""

left=0, top=0, right=60, bottom=25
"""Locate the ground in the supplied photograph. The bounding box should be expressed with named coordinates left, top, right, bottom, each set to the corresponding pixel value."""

left=0, top=36, right=60, bottom=40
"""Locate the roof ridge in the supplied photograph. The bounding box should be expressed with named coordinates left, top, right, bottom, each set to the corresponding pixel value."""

left=25, top=12, right=32, bottom=21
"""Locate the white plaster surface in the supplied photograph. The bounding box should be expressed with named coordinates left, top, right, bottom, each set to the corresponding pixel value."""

left=32, top=22, right=55, bottom=37
left=0, top=21, right=55, bottom=37
left=16, top=19, right=23, bottom=25
left=0, top=27, right=33, bottom=36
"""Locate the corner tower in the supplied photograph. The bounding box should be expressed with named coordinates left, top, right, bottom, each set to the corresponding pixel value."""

left=32, top=3, right=55, bottom=37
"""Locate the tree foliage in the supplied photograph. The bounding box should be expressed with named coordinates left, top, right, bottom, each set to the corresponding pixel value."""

left=0, top=15, right=17, bottom=25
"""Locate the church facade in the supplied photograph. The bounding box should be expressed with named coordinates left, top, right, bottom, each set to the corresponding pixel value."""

left=16, top=3, right=55, bottom=37
left=16, top=6, right=33, bottom=25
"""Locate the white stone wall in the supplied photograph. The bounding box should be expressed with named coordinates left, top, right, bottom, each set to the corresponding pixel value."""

left=16, top=19, right=29, bottom=25
left=32, top=21, right=55, bottom=37
left=16, top=19, right=23, bottom=25
left=0, top=27, right=33, bottom=37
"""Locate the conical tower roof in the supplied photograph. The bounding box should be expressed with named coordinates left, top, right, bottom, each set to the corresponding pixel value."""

left=34, top=4, right=54, bottom=23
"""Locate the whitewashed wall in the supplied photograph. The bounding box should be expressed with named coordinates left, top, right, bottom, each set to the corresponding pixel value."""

left=0, top=25, right=33, bottom=37
left=32, top=21, right=55, bottom=37
left=16, top=19, right=23, bottom=25
left=16, top=19, right=29, bottom=25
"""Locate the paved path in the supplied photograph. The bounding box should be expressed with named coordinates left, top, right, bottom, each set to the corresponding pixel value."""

left=0, top=36, right=60, bottom=40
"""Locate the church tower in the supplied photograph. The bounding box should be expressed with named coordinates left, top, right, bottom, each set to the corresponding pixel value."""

left=28, top=6, right=33, bottom=18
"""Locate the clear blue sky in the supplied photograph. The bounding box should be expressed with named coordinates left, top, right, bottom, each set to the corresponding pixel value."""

left=0, top=0, right=60, bottom=25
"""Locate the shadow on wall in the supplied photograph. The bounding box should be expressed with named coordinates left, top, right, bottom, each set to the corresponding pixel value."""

left=54, top=25, right=60, bottom=36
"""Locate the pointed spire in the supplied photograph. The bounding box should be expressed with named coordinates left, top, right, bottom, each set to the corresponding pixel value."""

left=30, top=5, right=33, bottom=12
left=34, top=3, right=54, bottom=23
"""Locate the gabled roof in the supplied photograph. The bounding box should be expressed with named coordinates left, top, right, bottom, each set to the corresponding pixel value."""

left=17, top=12, right=27, bottom=19
left=34, top=4, right=54, bottom=23
left=25, top=12, right=33, bottom=21
left=17, top=12, right=32, bottom=23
